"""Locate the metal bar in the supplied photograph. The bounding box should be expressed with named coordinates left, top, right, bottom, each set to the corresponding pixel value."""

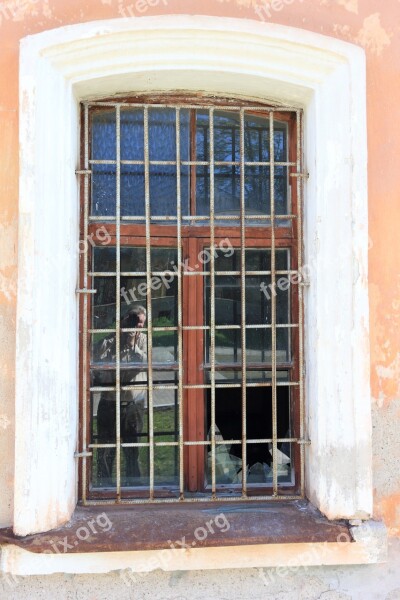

left=84, top=495, right=304, bottom=506
left=83, top=101, right=303, bottom=505
left=297, top=110, right=306, bottom=497
left=90, top=381, right=300, bottom=393
left=88, top=159, right=296, bottom=167
left=290, top=172, right=309, bottom=179
left=144, top=106, right=155, bottom=500
left=182, top=214, right=296, bottom=220
left=121, top=216, right=176, bottom=221
left=240, top=109, right=247, bottom=498
left=75, top=450, right=92, bottom=458
left=89, top=270, right=299, bottom=277
left=176, top=108, right=185, bottom=500
left=89, top=438, right=299, bottom=449
left=89, top=214, right=297, bottom=222
left=270, top=111, right=278, bottom=497
left=90, top=325, right=299, bottom=333
left=115, top=105, right=122, bottom=501
left=184, top=270, right=299, bottom=277
left=209, top=108, right=216, bottom=498
left=81, top=103, right=89, bottom=504
left=183, top=161, right=296, bottom=167
left=87, top=101, right=301, bottom=111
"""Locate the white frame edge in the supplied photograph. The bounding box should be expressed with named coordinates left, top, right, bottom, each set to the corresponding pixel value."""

left=15, top=15, right=371, bottom=538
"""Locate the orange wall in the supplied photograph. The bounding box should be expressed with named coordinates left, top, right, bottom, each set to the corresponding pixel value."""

left=0, top=0, right=399, bottom=532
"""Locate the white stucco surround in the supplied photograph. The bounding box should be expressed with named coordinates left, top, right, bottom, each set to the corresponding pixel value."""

left=15, top=15, right=371, bottom=540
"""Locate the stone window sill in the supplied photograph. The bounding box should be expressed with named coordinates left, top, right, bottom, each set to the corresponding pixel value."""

left=0, top=501, right=387, bottom=576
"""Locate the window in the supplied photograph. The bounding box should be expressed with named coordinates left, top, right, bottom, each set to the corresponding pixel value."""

left=78, top=96, right=305, bottom=503
left=14, top=17, right=372, bottom=540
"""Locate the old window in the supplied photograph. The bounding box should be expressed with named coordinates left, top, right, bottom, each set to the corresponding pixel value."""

left=78, top=95, right=305, bottom=504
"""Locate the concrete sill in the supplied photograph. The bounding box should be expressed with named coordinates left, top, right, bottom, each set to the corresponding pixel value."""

left=0, top=501, right=387, bottom=576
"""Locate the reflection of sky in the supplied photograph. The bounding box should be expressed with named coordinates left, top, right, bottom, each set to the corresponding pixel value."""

left=90, top=108, right=288, bottom=218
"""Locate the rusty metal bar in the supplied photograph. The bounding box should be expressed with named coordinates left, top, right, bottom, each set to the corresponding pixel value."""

left=176, top=108, right=185, bottom=499
left=87, top=101, right=301, bottom=111
left=90, top=323, right=297, bottom=331
left=181, top=214, right=296, bottom=220
left=80, top=104, right=90, bottom=504
left=89, top=270, right=298, bottom=277
left=270, top=112, right=278, bottom=496
left=84, top=495, right=304, bottom=506
left=240, top=109, right=247, bottom=498
left=89, top=214, right=297, bottom=222
left=115, top=105, right=122, bottom=500
left=88, top=159, right=295, bottom=167
left=209, top=108, right=216, bottom=497
left=144, top=106, right=155, bottom=500
left=90, top=437, right=298, bottom=449
left=90, top=381, right=300, bottom=392
left=82, top=101, right=303, bottom=504
left=297, top=110, right=306, bottom=497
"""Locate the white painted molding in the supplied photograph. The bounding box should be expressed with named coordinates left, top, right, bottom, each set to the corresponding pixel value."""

left=15, top=15, right=371, bottom=536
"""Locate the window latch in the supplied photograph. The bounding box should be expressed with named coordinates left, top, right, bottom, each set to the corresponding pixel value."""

left=75, top=169, right=92, bottom=175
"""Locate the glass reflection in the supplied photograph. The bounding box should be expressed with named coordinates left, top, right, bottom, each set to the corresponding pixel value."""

left=205, top=249, right=291, bottom=364
left=90, top=108, right=190, bottom=219
left=196, top=110, right=288, bottom=219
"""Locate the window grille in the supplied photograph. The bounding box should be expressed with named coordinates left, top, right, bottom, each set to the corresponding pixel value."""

left=77, top=98, right=306, bottom=504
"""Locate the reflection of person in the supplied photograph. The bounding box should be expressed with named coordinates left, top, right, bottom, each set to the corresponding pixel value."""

left=95, top=305, right=147, bottom=485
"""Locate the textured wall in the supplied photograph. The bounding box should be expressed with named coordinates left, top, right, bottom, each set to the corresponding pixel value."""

left=1, top=540, right=400, bottom=600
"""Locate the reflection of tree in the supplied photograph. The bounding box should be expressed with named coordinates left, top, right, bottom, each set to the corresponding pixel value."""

left=91, top=108, right=288, bottom=218
left=196, top=111, right=288, bottom=216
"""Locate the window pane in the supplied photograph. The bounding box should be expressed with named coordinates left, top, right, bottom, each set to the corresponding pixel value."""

left=91, top=108, right=190, bottom=219
left=121, top=108, right=143, bottom=161
left=204, top=379, right=292, bottom=487
left=92, top=110, right=116, bottom=161
left=91, top=164, right=116, bottom=217
left=195, top=110, right=288, bottom=219
left=205, top=248, right=291, bottom=364
left=92, top=276, right=116, bottom=330
left=92, top=247, right=179, bottom=365
left=90, top=384, right=149, bottom=489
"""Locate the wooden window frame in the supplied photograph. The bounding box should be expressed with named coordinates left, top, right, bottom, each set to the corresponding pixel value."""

left=78, top=95, right=303, bottom=503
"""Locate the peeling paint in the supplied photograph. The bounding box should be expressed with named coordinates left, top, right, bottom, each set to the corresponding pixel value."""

left=0, top=219, right=17, bottom=271
left=0, top=414, right=11, bottom=429
left=375, top=493, right=400, bottom=537
left=374, top=355, right=400, bottom=402
left=0, top=270, right=17, bottom=302
left=356, top=13, right=391, bottom=56
left=337, top=0, right=358, bottom=13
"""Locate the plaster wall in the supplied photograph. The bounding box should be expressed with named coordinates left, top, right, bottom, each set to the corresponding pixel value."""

left=0, top=0, right=399, bottom=597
